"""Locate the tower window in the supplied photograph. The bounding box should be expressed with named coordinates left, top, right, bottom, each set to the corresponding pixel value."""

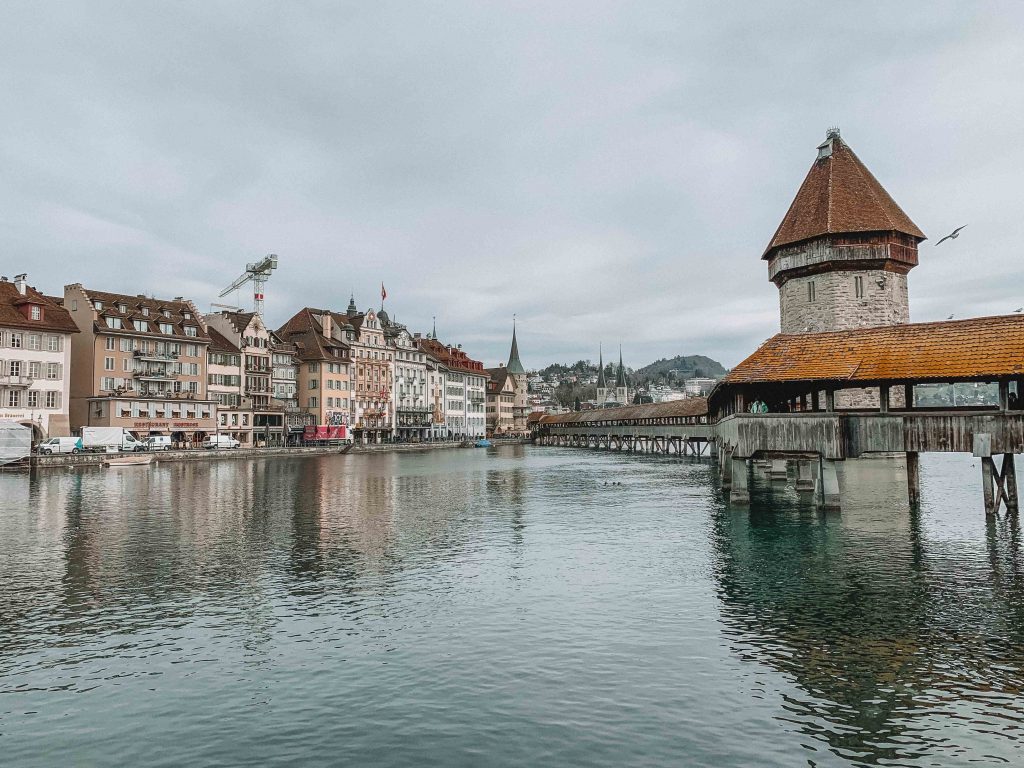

left=854, top=276, right=864, bottom=298
left=807, top=281, right=816, bottom=303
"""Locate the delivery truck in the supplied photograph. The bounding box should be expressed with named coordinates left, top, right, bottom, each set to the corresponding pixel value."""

left=81, top=427, right=147, bottom=452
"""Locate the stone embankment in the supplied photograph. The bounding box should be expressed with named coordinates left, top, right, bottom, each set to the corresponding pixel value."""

left=11, top=439, right=531, bottom=471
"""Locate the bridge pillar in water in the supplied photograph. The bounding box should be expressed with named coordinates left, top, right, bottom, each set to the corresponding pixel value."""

left=729, top=457, right=750, bottom=504
left=819, top=459, right=841, bottom=510
left=720, top=449, right=733, bottom=490
left=907, top=452, right=921, bottom=506
left=769, top=459, right=788, bottom=482
left=795, top=460, right=815, bottom=492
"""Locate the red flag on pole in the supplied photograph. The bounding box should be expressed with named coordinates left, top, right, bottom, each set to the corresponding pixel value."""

left=381, top=282, right=387, bottom=301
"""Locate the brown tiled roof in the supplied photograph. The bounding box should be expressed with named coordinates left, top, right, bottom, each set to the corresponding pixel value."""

left=78, top=287, right=211, bottom=341
left=723, top=315, right=1024, bottom=385
left=485, top=366, right=512, bottom=392
left=419, top=337, right=487, bottom=375
left=0, top=281, right=79, bottom=333
left=763, top=135, right=925, bottom=258
left=543, top=398, right=709, bottom=425
left=276, top=308, right=350, bottom=362
left=219, top=311, right=256, bottom=335
left=207, top=326, right=240, bottom=354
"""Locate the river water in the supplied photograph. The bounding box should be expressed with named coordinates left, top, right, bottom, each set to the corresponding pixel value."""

left=1, top=446, right=1022, bottom=767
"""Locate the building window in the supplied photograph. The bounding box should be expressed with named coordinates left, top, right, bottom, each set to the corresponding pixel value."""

left=105, top=336, right=115, bottom=351
left=27, top=391, right=39, bottom=408
left=45, top=391, right=60, bottom=409
left=104, top=357, right=115, bottom=371
left=47, top=335, right=61, bottom=352
left=94, top=301, right=103, bottom=310
left=107, top=317, right=122, bottom=329
left=27, top=334, right=40, bottom=350
left=47, top=362, right=61, bottom=379
left=807, top=280, right=816, bottom=302
left=11, top=333, right=22, bottom=349
left=8, top=390, right=21, bottom=407
left=30, top=305, right=41, bottom=320
left=142, top=307, right=149, bottom=316
left=308, top=396, right=318, bottom=408
left=159, top=323, right=173, bottom=334
left=184, top=326, right=197, bottom=337
left=854, top=275, right=864, bottom=298
left=136, top=320, right=149, bottom=332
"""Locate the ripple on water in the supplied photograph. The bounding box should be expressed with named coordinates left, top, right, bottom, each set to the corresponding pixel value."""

left=0, top=448, right=1022, bottom=767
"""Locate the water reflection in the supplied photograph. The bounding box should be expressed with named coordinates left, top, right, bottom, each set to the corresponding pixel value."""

left=712, top=457, right=1024, bottom=764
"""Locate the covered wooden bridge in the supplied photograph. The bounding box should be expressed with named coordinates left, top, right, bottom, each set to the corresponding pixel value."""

left=534, top=398, right=713, bottom=456
left=709, top=315, right=1024, bottom=514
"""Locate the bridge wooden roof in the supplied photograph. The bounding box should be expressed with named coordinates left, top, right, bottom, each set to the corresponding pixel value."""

left=763, top=135, right=925, bottom=258
left=722, top=315, right=1024, bottom=386
left=541, top=398, right=708, bottom=425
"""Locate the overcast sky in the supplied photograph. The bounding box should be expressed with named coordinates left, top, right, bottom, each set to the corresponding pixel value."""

left=2, top=1, right=1022, bottom=369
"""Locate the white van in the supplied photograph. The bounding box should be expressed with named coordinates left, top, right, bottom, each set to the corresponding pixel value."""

left=145, top=436, right=173, bottom=451
left=203, top=435, right=241, bottom=450
left=37, top=437, right=84, bottom=455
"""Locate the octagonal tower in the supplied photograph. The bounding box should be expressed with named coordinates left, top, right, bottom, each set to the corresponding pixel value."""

left=765, top=129, right=926, bottom=335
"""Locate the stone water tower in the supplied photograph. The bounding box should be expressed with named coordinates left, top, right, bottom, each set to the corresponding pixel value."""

left=764, top=129, right=926, bottom=334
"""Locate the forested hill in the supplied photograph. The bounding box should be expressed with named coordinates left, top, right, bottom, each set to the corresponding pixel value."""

left=634, top=355, right=727, bottom=381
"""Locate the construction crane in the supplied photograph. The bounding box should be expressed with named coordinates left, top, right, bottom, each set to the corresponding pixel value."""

left=219, top=254, right=278, bottom=316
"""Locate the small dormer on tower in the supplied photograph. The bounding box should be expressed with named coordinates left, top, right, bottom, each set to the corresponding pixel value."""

left=765, top=130, right=926, bottom=334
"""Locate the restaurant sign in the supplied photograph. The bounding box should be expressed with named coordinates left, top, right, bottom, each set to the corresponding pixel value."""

left=132, top=421, right=202, bottom=430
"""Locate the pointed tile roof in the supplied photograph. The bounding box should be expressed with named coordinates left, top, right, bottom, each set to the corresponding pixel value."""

left=615, top=347, right=626, bottom=388
left=596, top=345, right=607, bottom=388
left=506, top=321, right=526, bottom=374
left=763, top=131, right=925, bottom=259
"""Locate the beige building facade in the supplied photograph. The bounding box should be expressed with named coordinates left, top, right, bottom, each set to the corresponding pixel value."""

left=64, top=285, right=216, bottom=444
left=0, top=275, right=77, bottom=440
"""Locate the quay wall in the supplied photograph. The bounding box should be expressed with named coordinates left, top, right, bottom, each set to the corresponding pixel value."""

left=13, top=439, right=530, bottom=471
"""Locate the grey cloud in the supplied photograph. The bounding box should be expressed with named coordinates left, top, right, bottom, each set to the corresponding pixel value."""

left=2, top=1, right=1022, bottom=369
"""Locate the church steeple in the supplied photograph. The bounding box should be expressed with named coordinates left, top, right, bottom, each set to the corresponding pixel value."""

left=596, top=344, right=607, bottom=389
left=347, top=293, right=358, bottom=315
left=506, top=317, right=526, bottom=374
left=615, top=346, right=626, bottom=388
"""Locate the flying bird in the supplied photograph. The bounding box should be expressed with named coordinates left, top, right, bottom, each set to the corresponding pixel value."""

left=1015, top=308, right=1023, bottom=313
left=935, top=225, right=967, bottom=245
left=946, top=314, right=955, bottom=320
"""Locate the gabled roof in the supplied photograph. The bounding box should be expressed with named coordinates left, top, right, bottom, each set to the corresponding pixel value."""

left=276, top=308, right=350, bottom=362
left=763, top=132, right=925, bottom=258
left=207, top=326, right=240, bottom=355
left=0, top=281, right=78, bottom=334
left=418, top=336, right=486, bottom=375
left=721, top=315, right=1024, bottom=385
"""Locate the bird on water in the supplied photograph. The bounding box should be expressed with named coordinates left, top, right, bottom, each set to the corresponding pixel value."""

left=935, top=225, right=967, bottom=245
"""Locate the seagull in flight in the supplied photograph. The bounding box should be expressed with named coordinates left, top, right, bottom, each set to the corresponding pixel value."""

left=1015, top=307, right=1023, bottom=313
left=947, top=314, right=955, bottom=320
left=935, top=225, right=967, bottom=245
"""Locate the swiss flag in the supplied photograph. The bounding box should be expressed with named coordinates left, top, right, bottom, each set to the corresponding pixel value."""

left=381, top=282, right=387, bottom=301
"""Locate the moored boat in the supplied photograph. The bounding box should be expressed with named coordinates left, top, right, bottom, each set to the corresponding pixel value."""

left=474, top=439, right=493, bottom=448
left=104, top=454, right=154, bottom=467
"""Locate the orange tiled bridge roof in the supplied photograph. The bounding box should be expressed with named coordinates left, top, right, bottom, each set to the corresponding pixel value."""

left=541, top=398, right=709, bottom=425
left=724, top=314, right=1024, bottom=385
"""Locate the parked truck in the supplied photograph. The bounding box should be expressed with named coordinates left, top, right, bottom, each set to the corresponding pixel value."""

left=81, top=427, right=146, bottom=453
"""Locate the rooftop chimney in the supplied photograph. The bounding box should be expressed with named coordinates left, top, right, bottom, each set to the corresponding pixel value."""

left=14, top=274, right=27, bottom=295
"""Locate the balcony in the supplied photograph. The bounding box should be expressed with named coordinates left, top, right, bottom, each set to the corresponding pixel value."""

left=135, top=370, right=178, bottom=381
left=0, top=374, right=33, bottom=388
left=133, top=350, right=178, bottom=362
left=245, top=362, right=271, bottom=374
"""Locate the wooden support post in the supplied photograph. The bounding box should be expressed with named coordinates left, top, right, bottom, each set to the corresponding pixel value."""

left=811, top=390, right=819, bottom=412
left=825, top=389, right=835, bottom=413
left=879, top=385, right=889, bottom=413
left=721, top=450, right=733, bottom=490
left=982, top=457, right=996, bottom=515
left=819, top=459, right=841, bottom=510
left=1005, top=454, right=1018, bottom=515
left=904, top=384, right=914, bottom=410
left=999, top=381, right=1010, bottom=411
left=730, top=456, right=750, bottom=504
left=906, top=451, right=921, bottom=506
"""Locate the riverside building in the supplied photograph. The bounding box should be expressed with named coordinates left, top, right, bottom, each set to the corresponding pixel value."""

left=0, top=274, right=78, bottom=441
left=276, top=308, right=353, bottom=430
left=63, top=285, right=216, bottom=445
left=418, top=333, right=487, bottom=440
left=206, top=327, right=251, bottom=445
left=485, top=323, right=529, bottom=435
left=382, top=313, right=430, bottom=441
